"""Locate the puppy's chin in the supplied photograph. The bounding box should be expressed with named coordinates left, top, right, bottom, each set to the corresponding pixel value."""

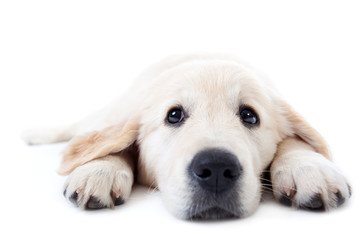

left=187, top=207, right=241, bottom=220
left=184, top=191, right=244, bottom=220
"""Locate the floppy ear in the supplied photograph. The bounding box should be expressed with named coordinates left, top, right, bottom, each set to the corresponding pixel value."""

left=57, top=115, right=140, bottom=175
left=279, top=100, right=331, bottom=160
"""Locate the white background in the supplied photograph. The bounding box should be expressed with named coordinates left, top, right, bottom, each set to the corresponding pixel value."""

left=1, top=0, right=359, bottom=239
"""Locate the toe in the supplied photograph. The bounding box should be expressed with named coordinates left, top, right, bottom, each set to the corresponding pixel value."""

left=86, top=196, right=106, bottom=209
left=69, top=192, right=79, bottom=206
left=335, top=191, right=345, bottom=207
left=300, top=194, right=324, bottom=211
left=279, top=193, right=293, bottom=207
left=114, top=196, right=124, bottom=206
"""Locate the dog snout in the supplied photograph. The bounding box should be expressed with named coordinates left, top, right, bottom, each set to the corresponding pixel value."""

left=189, top=148, right=242, bottom=194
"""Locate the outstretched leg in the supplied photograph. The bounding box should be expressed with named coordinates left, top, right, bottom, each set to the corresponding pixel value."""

left=270, top=137, right=351, bottom=210
left=63, top=152, right=134, bottom=209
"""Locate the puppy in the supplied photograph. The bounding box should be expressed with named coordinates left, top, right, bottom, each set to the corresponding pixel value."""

left=23, top=54, right=351, bottom=220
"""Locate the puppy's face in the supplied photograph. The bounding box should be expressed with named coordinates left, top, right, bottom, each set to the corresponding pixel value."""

left=138, top=61, right=286, bottom=219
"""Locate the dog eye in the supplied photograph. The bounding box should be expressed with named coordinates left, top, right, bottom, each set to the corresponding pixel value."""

left=240, top=106, right=259, bottom=126
left=167, top=107, right=185, bottom=125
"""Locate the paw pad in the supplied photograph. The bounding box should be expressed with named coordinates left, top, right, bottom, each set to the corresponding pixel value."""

left=69, top=192, right=79, bottom=206
left=279, top=193, right=293, bottom=207
left=300, top=194, right=324, bottom=211
left=114, top=197, right=124, bottom=206
left=335, top=192, right=345, bottom=207
left=86, top=196, right=106, bottom=209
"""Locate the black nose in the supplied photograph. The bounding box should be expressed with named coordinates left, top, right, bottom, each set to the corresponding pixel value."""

left=189, top=148, right=242, bottom=194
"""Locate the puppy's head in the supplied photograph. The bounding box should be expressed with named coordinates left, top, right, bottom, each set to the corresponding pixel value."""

left=137, top=61, right=283, bottom=219
left=59, top=58, right=329, bottom=220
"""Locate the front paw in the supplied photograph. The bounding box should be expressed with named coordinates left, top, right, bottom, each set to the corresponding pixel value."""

left=271, top=153, right=351, bottom=210
left=63, top=157, right=133, bottom=209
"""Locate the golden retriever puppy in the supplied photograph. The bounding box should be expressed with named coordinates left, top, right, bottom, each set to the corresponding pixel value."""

left=23, top=54, right=351, bottom=219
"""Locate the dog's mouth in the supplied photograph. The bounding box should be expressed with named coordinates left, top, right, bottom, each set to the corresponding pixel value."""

left=185, top=184, right=243, bottom=220
left=188, top=206, right=240, bottom=220
left=186, top=192, right=243, bottom=220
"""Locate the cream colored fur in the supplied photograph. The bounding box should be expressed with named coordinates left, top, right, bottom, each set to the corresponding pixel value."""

left=23, top=54, right=351, bottom=219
